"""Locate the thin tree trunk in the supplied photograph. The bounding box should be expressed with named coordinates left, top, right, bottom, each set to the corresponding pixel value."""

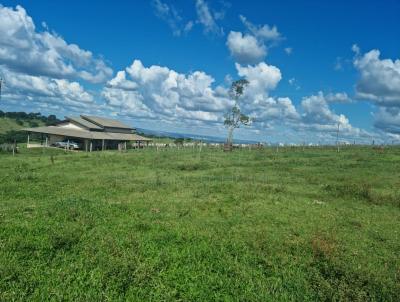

left=227, top=126, right=234, bottom=145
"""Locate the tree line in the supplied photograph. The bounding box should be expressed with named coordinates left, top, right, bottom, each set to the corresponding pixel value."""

left=0, top=111, right=60, bottom=144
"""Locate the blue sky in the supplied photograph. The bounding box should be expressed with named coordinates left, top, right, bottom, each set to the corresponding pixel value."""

left=0, top=0, right=400, bottom=143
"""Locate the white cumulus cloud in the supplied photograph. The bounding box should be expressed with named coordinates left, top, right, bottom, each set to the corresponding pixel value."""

left=226, top=16, right=282, bottom=64
left=226, top=32, right=267, bottom=65
left=353, top=48, right=400, bottom=106
left=0, top=5, right=112, bottom=83
left=374, top=107, right=400, bottom=135
left=235, top=62, right=282, bottom=98
left=352, top=47, right=400, bottom=136
left=102, top=60, right=232, bottom=124
left=1, top=66, right=95, bottom=112
left=234, top=62, right=299, bottom=124
left=297, top=92, right=372, bottom=141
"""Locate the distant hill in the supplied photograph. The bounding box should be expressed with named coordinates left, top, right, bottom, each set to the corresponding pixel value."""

left=0, top=117, right=43, bottom=134
left=136, top=128, right=259, bottom=144
left=0, top=111, right=60, bottom=143
left=0, top=111, right=60, bottom=131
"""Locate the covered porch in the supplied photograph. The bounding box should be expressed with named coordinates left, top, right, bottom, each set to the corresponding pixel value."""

left=23, top=126, right=151, bottom=152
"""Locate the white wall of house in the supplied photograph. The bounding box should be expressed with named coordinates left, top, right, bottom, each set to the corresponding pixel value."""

left=58, top=122, right=86, bottom=130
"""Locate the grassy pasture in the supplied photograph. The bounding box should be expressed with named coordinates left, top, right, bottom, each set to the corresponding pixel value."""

left=0, top=117, right=44, bottom=134
left=0, top=146, right=399, bottom=301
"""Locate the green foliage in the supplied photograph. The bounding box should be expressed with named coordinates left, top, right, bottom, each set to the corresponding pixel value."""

left=229, top=79, right=249, bottom=100
left=0, top=130, right=43, bottom=145
left=224, top=106, right=251, bottom=127
left=0, top=111, right=61, bottom=144
left=0, top=130, right=25, bottom=144
left=0, top=146, right=399, bottom=300
left=0, top=111, right=60, bottom=132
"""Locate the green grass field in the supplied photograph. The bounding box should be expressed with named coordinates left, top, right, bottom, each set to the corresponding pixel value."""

left=0, top=146, right=399, bottom=301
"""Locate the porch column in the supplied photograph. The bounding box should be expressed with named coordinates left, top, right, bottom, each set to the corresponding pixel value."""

left=90, top=141, right=93, bottom=152
left=102, top=139, right=105, bottom=151
left=124, top=141, right=127, bottom=151
left=27, top=134, right=30, bottom=147
left=45, top=136, right=48, bottom=147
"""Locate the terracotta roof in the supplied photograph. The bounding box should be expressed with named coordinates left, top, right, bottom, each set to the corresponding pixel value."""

left=23, top=126, right=151, bottom=141
left=81, top=115, right=133, bottom=129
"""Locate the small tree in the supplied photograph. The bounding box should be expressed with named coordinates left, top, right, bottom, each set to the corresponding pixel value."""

left=224, top=79, right=251, bottom=145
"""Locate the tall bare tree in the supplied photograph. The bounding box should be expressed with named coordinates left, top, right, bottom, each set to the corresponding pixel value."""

left=224, top=79, right=251, bottom=146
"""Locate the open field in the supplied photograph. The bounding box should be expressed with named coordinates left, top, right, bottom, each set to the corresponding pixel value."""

left=0, top=146, right=399, bottom=301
